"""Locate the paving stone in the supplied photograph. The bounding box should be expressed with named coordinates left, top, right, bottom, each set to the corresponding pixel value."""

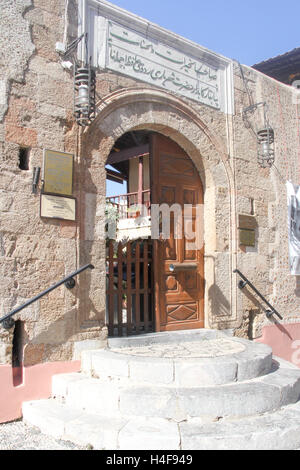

left=118, top=417, right=181, bottom=450
left=52, top=372, right=87, bottom=399
left=22, top=400, right=84, bottom=439
left=129, top=355, right=174, bottom=384
left=177, top=381, right=282, bottom=418
left=258, top=367, right=300, bottom=406
left=89, top=349, right=130, bottom=378
left=22, top=399, right=125, bottom=450
left=174, top=359, right=238, bottom=386
left=66, top=377, right=121, bottom=416
left=64, top=413, right=127, bottom=450
left=107, top=329, right=220, bottom=349
left=119, top=386, right=184, bottom=421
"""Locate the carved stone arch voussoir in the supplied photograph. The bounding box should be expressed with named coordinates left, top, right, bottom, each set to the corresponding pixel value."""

left=83, top=87, right=233, bottom=192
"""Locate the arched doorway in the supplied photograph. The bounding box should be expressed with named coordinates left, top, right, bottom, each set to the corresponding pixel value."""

left=105, top=131, right=204, bottom=335
left=81, top=86, right=236, bottom=337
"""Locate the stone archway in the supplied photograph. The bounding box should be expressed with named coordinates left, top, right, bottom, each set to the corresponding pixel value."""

left=80, top=87, right=238, bottom=331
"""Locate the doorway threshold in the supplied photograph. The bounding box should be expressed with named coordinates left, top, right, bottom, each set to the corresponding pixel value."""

left=107, top=328, right=230, bottom=349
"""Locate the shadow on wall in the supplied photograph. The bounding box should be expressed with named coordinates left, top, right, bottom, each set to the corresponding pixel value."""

left=239, top=286, right=267, bottom=312
left=20, top=304, right=105, bottom=368
left=208, top=284, right=230, bottom=317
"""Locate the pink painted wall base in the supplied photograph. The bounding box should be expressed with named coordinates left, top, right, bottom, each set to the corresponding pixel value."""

left=0, top=361, right=80, bottom=424
left=256, top=322, right=300, bottom=368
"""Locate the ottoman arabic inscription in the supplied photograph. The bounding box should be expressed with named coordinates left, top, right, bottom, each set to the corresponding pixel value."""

left=106, top=21, right=221, bottom=109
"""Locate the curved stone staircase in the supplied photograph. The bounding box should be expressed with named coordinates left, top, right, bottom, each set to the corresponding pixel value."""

left=22, top=330, right=300, bottom=450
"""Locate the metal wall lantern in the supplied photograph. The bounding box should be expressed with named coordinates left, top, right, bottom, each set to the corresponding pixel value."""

left=257, top=126, right=275, bottom=168
left=74, top=60, right=96, bottom=127
left=243, top=102, right=275, bottom=168
left=58, top=33, right=96, bottom=127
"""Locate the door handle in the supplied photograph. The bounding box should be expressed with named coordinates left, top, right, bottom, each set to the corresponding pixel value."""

left=169, top=263, right=197, bottom=272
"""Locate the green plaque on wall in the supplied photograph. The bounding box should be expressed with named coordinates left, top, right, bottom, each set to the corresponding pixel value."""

left=43, top=149, right=73, bottom=196
left=239, top=228, right=255, bottom=247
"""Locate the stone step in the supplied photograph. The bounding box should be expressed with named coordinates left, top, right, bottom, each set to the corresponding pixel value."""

left=180, top=400, right=300, bottom=450
left=81, top=336, right=273, bottom=386
left=22, top=399, right=180, bottom=450
left=22, top=399, right=128, bottom=450
left=51, top=359, right=300, bottom=420
left=22, top=398, right=300, bottom=450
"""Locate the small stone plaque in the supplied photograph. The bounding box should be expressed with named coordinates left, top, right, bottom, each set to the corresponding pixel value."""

left=239, top=228, right=255, bottom=247
left=40, top=194, right=76, bottom=221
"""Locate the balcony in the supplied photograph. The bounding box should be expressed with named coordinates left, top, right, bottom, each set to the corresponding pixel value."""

left=106, top=190, right=151, bottom=242
left=106, top=189, right=151, bottom=220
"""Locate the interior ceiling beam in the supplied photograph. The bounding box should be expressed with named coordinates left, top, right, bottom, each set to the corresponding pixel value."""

left=107, top=144, right=149, bottom=165
left=106, top=168, right=127, bottom=183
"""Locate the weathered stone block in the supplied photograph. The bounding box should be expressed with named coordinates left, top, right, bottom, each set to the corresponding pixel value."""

left=119, top=418, right=181, bottom=450
left=0, top=343, right=12, bottom=364
left=5, top=125, right=38, bottom=147
left=23, top=343, right=45, bottom=367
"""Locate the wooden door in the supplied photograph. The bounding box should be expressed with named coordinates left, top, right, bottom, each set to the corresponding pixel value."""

left=151, top=134, right=204, bottom=332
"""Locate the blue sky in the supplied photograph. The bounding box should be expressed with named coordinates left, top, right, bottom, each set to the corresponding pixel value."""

left=106, top=0, right=300, bottom=65
left=106, top=0, right=300, bottom=196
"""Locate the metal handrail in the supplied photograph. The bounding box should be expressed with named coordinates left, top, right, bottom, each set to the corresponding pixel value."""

left=0, top=264, right=94, bottom=329
left=233, top=269, right=283, bottom=321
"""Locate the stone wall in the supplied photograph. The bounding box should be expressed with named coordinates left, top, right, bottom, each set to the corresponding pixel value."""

left=233, top=64, right=300, bottom=338
left=0, top=0, right=299, bottom=365
left=0, top=0, right=106, bottom=365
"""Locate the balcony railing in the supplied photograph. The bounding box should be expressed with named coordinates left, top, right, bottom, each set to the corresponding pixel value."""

left=106, top=190, right=151, bottom=220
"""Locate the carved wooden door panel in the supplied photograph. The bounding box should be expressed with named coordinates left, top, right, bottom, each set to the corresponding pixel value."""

left=151, top=134, right=204, bottom=332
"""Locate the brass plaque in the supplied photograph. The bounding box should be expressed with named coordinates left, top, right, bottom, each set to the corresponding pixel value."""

left=238, top=214, right=257, bottom=230
left=44, top=149, right=73, bottom=196
left=239, top=228, right=255, bottom=247
left=40, top=194, right=76, bottom=221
